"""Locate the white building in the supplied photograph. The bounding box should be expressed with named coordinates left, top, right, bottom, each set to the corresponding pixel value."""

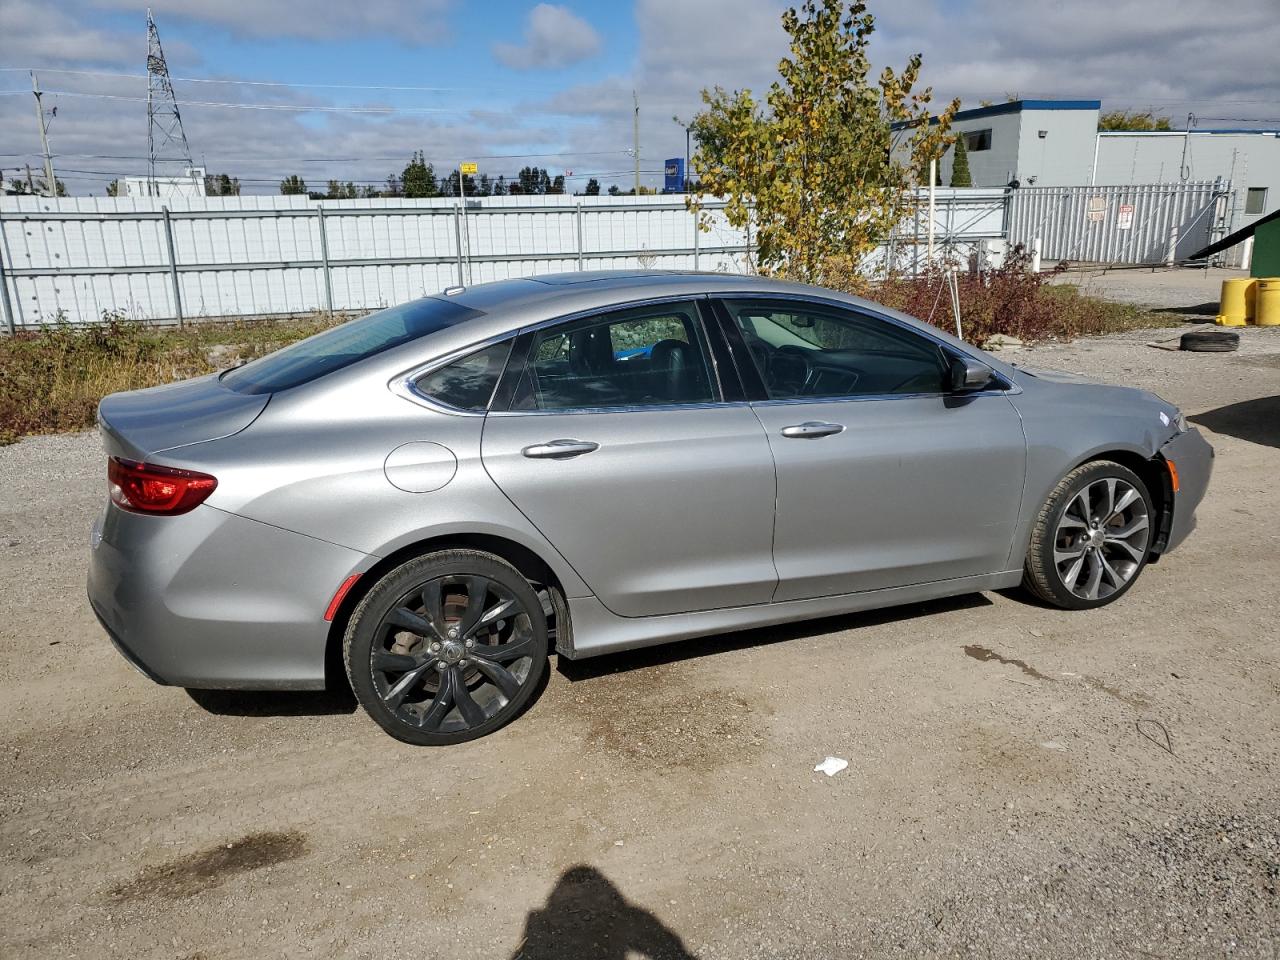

left=918, top=101, right=1278, bottom=227
left=121, top=166, right=206, bottom=199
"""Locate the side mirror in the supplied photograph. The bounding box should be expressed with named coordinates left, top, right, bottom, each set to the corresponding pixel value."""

left=949, top=356, right=995, bottom=393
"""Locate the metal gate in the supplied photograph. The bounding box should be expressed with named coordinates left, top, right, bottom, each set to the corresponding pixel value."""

left=1006, top=180, right=1227, bottom=265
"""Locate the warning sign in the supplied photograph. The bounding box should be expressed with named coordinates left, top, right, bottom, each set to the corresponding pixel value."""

left=1117, top=204, right=1134, bottom=230
left=1086, top=195, right=1107, bottom=224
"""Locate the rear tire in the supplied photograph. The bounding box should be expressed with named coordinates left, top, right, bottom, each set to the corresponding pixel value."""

left=1022, top=460, right=1153, bottom=610
left=344, top=549, right=549, bottom=746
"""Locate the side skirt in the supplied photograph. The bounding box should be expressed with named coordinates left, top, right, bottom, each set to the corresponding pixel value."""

left=561, top=570, right=1024, bottom=659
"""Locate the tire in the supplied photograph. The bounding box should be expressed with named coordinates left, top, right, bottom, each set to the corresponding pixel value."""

left=1181, top=330, right=1239, bottom=352
left=344, top=549, right=549, bottom=746
left=1022, top=460, right=1154, bottom=610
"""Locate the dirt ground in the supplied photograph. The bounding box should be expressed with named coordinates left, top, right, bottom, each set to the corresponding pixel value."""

left=2, top=268, right=1278, bottom=959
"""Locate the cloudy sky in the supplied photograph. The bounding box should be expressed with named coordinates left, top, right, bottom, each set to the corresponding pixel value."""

left=2, top=0, right=1278, bottom=195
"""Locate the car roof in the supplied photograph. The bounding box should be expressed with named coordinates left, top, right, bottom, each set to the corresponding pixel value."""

left=310, top=269, right=1015, bottom=395
left=440, top=269, right=826, bottom=316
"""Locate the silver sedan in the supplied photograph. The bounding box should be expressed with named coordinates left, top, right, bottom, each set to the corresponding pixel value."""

left=88, top=271, right=1213, bottom=745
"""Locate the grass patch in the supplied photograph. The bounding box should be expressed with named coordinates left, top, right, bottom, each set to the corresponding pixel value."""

left=0, top=312, right=343, bottom=444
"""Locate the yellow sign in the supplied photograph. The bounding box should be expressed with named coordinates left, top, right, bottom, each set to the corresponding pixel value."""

left=460, top=162, right=478, bottom=175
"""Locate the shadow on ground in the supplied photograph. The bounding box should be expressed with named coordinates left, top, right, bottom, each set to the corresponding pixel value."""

left=1192, top=395, right=1280, bottom=449
left=557, top=592, right=992, bottom=682
left=512, top=865, right=696, bottom=960
left=185, top=686, right=357, bottom=716
left=1153, top=302, right=1220, bottom=320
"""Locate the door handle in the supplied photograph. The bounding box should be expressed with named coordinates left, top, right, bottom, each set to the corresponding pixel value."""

left=521, top=439, right=600, bottom=459
left=780, top=421, right=845, bottom=439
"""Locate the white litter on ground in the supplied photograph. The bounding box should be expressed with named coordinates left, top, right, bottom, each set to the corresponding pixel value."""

left=814, top=756, right=849, bottom=777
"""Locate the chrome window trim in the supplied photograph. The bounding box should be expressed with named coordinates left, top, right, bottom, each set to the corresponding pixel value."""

left=388, top=332, right=516, bottom=417
left=498, top=294, right=733, bottom=416
left=713, top=291, right=1023, bottom=398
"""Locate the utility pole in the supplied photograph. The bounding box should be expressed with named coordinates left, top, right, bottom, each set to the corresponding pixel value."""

left=633, top=90, right=640, bottom=195
left=31, top=73, right=57, bottom=197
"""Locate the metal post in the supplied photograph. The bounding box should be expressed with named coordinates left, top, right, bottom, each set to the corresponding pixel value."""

left=575, top=203, right=584, bottom=271
left=458, top=168, right=470, bottom=285
left=0, top=217, right=16, bottom=335
left=316, top=205, right=334, bottom=317
left=1166, top=226, right=1179, bottom=267
left=452, top=205, right=465, bottom=287
left=927, top=159, right=937, bottom=265
left=161, top=205, right=184, bottom=327
left=692, top=207, right=700, bottom=271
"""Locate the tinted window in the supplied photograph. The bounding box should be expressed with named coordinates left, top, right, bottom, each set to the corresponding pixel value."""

left=964, top=128, right=992, bottom=151
left=222, top=298, right=482, bottom=395
left=725, top=299, right=948, bottom=400
left=415, top=341, right=511, bottom=412
left=511, top=302, right=716, bottom=410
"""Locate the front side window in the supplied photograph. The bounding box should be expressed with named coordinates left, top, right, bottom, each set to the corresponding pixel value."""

left=414, top=340, right=512, bottom=412
left=222, top=298, right=482, bottom=395
left=511, top=302, right=716, bottom=411
left=725, top=299, right=949, bottom=400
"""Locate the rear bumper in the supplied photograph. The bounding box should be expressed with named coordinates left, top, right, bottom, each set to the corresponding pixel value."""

left=87, top=502, right=370, bottom=690
left=1159, top=427, right=1213, bottom=554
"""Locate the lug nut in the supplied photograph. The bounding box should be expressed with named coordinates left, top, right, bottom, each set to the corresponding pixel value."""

left=465, top=639, right=474, bottom=648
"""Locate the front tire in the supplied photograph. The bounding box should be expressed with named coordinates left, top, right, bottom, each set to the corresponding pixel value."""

left=1022, top=460, right=1153, bottom=610
left=344, top=550, right=549, bottom=745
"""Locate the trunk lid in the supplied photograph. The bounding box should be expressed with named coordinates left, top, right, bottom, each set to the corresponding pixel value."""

left=97, top=373, right=269, bottom=461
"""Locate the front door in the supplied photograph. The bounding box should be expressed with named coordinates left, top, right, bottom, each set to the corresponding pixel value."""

left=718, top=297, right=1027, bottom=602
left=481, top=299, right=778, bottom=617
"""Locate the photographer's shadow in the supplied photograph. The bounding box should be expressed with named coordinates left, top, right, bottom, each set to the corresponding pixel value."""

left=512, top=865, right=696, bottom=960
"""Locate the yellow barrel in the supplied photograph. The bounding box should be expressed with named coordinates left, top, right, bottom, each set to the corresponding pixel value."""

left=1256, top=278, right=1280, bottom=327
left=1215, top=277, right=1255, bottom=326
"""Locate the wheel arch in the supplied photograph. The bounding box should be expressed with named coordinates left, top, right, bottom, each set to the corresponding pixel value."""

left=324, top=531, right=576, bottom=691
left=1065, top=448, right=1174, bottom=560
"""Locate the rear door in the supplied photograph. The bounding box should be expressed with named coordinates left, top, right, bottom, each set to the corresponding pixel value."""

left=715, top=296, right=1027, bottom=602
left=480, top=299, right=778, bottom=617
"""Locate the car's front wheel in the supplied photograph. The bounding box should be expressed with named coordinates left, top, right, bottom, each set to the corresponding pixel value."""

left=344, top=550, right=549, bottom=745
left=1023, top=460, right=1154, bottom=610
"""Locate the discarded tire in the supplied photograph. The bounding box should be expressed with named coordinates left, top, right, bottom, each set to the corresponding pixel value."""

left=1181, top=330, right=1240, bottom=352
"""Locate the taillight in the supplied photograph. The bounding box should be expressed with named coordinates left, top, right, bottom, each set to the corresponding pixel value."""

left=108, top=457, right=218, bottom=515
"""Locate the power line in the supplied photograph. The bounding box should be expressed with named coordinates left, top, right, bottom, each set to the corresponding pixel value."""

left=0, top=150, right=631, bottom=163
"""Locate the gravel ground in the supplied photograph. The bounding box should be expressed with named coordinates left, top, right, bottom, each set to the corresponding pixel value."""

left=2, top=271, right=1278, bottom=959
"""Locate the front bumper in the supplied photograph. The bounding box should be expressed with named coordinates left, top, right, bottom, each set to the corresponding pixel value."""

left=1159, top=427, right=1213, bottom=554
left=88, top=502, right=370, bottom=690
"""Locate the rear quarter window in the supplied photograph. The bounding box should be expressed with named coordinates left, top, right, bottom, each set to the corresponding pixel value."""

left=222, top=298, right=483, bottom=395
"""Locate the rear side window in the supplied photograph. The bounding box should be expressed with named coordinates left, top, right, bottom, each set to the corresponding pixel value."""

left=222, top=298, right=483, bottom=395
left=414, top=341, right=512, bottom=412
left=510, top=302, right=717, bottom=411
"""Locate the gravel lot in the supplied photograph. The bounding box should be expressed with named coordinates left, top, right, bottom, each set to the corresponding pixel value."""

left=2, top=269, right=1278, bottom=959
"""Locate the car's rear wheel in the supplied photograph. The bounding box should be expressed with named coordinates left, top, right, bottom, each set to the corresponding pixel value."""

left=1023, top=460, right=1154, bottom=610
left=344, top=550, right=548, bottom=745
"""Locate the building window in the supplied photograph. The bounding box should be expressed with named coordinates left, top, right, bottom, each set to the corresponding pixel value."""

left=964, top=129, right=992, bottom=152
left=1245, top=187, right=1267, bottom=215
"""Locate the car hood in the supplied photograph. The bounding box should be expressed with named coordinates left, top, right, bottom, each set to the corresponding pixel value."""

left=97, top=373, right=270, bottom=461
left=1009, top=364, right=1112, bottom=386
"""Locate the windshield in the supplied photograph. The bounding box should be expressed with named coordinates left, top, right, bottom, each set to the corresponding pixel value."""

left=222, top=298, right=484, bottom=395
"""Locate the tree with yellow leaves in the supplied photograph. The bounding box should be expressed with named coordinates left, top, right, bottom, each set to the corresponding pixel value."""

left=689, top=0, right=957, bottom=285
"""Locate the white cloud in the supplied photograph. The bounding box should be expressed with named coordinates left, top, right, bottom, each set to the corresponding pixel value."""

left=87, top=0, right=455, bottom=45
left=493, top=4, right=602, bottom=70
left=0, top=0, right=138, bottom=66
